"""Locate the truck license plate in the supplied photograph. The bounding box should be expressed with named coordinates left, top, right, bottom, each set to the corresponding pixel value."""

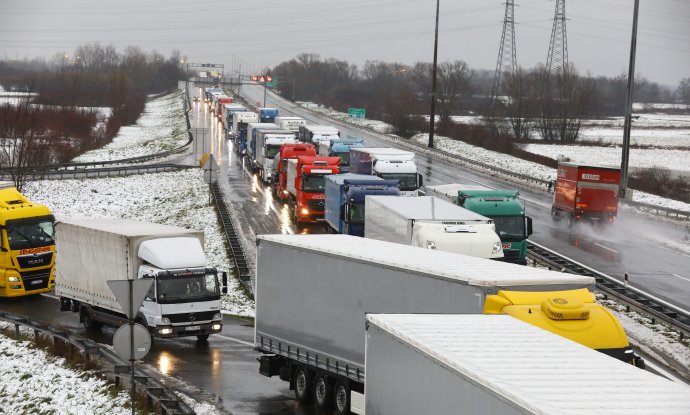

left=185, top=325, right=201, bottom=331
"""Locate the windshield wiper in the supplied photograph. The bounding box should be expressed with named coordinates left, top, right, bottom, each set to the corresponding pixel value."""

left=9, top=229, right=35, bottom=248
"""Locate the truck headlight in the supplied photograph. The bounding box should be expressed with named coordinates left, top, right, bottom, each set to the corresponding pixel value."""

left=212, top=323, right=222, bottom=331
left=158, top=327, right=173, bottom=335
left=301, top=208, right=310, bottom=215
left=426, top=241, right=437, bottom=250
left=492, top=242, right=502, bottom=253
left=161, top=317, right=171, bottom=324
left=8, top=276, right=20, bottom=283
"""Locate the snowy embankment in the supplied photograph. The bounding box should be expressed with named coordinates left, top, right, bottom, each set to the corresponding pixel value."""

left=0, top=331, right=131, bottom=414
left=72, top=90, right=189, bottom=163
left=23, top=170, right=254, bottom=317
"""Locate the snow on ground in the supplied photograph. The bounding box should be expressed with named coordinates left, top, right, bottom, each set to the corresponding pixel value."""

left=578, top=126, right=690, bottom=148
left=522, top=143, right=690, bottom=174
left=72, top=90, right=188, bottom=163
left=23, top=169, right=254, bottom=317
left=0, top=332, right=131, bottom=414
left=299, top=102, right=394, bottom=134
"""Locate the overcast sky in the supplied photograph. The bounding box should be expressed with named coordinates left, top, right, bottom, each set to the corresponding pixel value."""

left=1, top=0, right=688, bottom=86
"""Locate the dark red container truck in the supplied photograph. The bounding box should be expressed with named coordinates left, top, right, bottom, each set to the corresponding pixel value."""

left=273, top=144, right=316, bottom=202
left=552, top=161, right=621, bottom=225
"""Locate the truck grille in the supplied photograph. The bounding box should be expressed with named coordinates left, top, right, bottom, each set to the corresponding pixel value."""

left=306, top=199, right=325, bottom=211
left=17, top=251, right=53, bottom=269
left=502, top=250, right=521, bottom=262
left=163, top=311, right=217, bottom=324
left=20, top=269, right=51, bottom=291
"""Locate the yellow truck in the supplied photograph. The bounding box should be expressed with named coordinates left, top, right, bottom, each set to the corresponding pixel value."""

left=0, top=186, right=55, bottom=297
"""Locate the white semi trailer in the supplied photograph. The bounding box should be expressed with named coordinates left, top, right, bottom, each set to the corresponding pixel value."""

left=365, top=195, right=504, bottom=259
left=56, top=219, right=227, bottom=341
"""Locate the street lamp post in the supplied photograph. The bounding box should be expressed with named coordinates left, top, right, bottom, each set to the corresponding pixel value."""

left=428, top=0, right=440, bottom=148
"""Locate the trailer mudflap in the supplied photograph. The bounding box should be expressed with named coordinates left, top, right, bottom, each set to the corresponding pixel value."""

left=258, top=354, right=284, bottom=377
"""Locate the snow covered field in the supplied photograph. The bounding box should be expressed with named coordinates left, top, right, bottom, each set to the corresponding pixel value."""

left=0, top=330, right=131, bottom=414
left=23, top=169, right=254, bottom=317
left=72, top=90, right=189, bottom=163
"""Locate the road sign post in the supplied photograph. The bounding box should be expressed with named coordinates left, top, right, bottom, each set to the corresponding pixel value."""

left=348, top=108, right=366, bottom=119
left=107, top=279, right=154, bottom=415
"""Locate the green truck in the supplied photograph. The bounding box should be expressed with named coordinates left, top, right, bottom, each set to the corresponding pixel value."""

left=426, top=184, right=533, bottom=264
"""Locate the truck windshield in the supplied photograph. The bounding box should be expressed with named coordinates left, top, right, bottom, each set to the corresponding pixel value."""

left=335, top=152, right=351, bottom=166
left=302, top=174, right=326, bottom=192
left=492, top=216, right=525, bottom=241
left=349, top=202, right=365, bottom=222
left=378, top=173, right=417, bottom=191
left=6, top=216, right=55, bottom=250
left=265, top=145, right=281, bottom=159
left=157, top=272, right=220, bottom=303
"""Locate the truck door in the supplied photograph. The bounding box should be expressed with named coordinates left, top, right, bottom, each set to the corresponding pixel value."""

left=140, top=276, right=158, bottom=327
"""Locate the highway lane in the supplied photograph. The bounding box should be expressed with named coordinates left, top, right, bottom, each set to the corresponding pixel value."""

left=238, top=83, right=690, bottom=312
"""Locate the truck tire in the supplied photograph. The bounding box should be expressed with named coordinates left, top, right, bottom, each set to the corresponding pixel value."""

left=292, top=207, right=301, bottom=228
left=313, top=373, right=333, bottom=411
left=293, top=367, right=313, bottom=404
left=333, top=380, right=350, bottom=415
left=551, top=207, right=561, bottom=222
left=196, top=334, right=210, bottom=341
left=82, top=308, right=102, bottom=331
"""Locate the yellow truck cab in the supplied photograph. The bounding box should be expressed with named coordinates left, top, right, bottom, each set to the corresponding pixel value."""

left=484, top=288, right=643, bottom=366
left=0, top=186, right=55, bottom=297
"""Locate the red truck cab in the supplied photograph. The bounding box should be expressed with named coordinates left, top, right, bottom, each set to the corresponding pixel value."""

left=274, top=144, right=316, bottom=202
left=552, top=161, right=620, bottom=225
left=215, top=97, right=234, bottom=118
left=287, top=156, right=340, bottom=225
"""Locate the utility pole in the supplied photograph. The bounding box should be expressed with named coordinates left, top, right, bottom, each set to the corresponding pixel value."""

left=546, top=0, right=569, bottom=76
left=620, top=0, right=640, bottom=199
left=263, top=80, right=267, bottom=107
left=428, top=0, right=440, bottom=149
left=490, top=0, right=517, bottom=105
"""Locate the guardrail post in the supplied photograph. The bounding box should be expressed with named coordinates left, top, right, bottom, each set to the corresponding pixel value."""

left=14, top=323, right=20, bottom=339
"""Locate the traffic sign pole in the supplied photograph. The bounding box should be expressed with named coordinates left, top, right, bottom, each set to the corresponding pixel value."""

left=129, top=279, right=135, bottom=415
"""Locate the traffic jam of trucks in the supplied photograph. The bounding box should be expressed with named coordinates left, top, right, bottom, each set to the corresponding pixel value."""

left=84, top=85, right=675, bottom=414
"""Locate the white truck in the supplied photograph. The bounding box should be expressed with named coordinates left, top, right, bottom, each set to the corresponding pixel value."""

left=274, top=116, right=306, bottom=136
left=232, top=111, right=259, bottom=155
left=349, top=148, right=422, bottom=196
left=56, top=219, right=227, bottom=341
left=255, top=129, right=298, bottom=183
left=254, top=234, right=635, bottom=415
left=365, top=195, right=503, bottom=259
left=365, top=314, right=690, bottom=415
left=298, top=124, right=340, bottom=144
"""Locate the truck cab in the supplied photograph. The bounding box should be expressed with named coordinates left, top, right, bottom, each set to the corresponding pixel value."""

left=232, top=111, right=259, bottom=154
left=298, top=125, right=340, bottom=144
left=247, top=122, right=279, bottom=161
left=273, top=144, right=317, bottom=202
left=350, top=148, right=423, bottom=196
left=258, top=107, right=279, bottom=124
left=255, top=129, right=298, bottom=183
left=221, top=103, right=246, bottom=137
left=287, top=156, right=340, bottom=225
left=274, top=116, right=306, bottom=136
left=318, top=138, right=364, bottom=173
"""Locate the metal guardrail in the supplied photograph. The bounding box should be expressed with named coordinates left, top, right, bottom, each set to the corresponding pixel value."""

left=210, top=182, right=253, bottom=290
left=528, top=240, right=690, bottom=341
left=623, top=199, right=690, bottom=220
left=0, top=163, right=196, bottom=181
left=0, top=311, right=195, bottom=415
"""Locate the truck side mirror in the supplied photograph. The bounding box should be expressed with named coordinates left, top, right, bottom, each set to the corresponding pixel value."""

left=418, top=173, right=424, bottom=188
left=526, top=217, right=533, bottom=237
left=342, top=204, right=349, bottom=223
left=222, top=272, right=228, bottom=294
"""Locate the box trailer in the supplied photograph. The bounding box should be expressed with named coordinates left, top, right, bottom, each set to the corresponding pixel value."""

left=365, top=314, right=690, bottom=415
left=365, top=195, right=504, bottom=259
left=349, top=148, right=422, bottom=196
left=298, top=124, right=340, bottom=144
left=553, top=161, right=621, bottom=225
left=274, top=116, right=306, bottom=135
left=254, top=129, right=297, bottom=183
left=254, top=235, right=634, bottom=414
left=56, top=219, right=227, bottom=340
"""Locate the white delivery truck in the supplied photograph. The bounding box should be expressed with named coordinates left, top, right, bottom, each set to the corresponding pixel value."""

left=255, top=129, right=298, bottom=183
left=254, top=234, right=637, bottom=415
left=274, top=116, right=306, bottom=136
left=56, top=219, right=227, bottom=341
left=365, top=195, right=503, bottom=259
left=365, top=314, right=690, bottom=415
left=349, top=148, right=422, bottom=196
left=298, top=124, right=340, bottom=144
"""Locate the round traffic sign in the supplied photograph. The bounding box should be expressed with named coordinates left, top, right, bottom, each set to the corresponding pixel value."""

left=113, top=323, right=152, bottom=361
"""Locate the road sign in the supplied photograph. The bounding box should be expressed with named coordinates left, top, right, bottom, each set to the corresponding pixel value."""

left=348, top=108, right=366, bottom=119
left=113, top=323, right=151, bottom=360
left=266, top=79, right=278, bottom=88
left=107, top=279, right=153, bottom=319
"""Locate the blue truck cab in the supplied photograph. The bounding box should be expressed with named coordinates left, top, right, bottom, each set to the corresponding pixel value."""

left=318, top=138, right=364, bottom=173
left=258, top=108, right=279, bottom=124
left=324, top=173, right=400, bottom=236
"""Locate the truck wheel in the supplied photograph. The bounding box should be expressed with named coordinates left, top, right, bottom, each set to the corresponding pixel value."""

left=196, top=334, right=210, bottom=342
left=293, top=367, right=313, bottom=404
left=313, top=373, right=333, bottom=411
left=82, top=309, right=102, bottom=331
left=292, top=208, right=301, bottom=228
left=551, top=207, right=561, bottom=222
left=333, top=380, right=350, bottom=415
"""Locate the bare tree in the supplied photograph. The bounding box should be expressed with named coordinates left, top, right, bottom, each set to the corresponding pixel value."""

left=503, top=67, right=534, bottom=140
left=678, top=78, right=690, bottom=105
left=0, top=99, right=47, bottom=190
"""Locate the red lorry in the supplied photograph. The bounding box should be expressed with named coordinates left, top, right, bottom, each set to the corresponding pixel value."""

left=286, top=156, right=340, bottom=226
left=273, top=144, right=316, bottom=202
left=215, top=96, right=234, bottom=118
left=552, top=161, right=621, bottom=225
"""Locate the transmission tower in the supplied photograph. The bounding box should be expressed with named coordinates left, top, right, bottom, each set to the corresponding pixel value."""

left=490, top=0, right=517, bottom=104
left=546, top=0, right=568, bottom=75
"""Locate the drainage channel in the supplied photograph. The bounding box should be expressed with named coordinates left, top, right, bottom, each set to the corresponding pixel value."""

left=210, top=182, right=253, bottom=290
left=0, top=312, right=195, bottom=415
left=528, top=240, right=690, bottom=342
